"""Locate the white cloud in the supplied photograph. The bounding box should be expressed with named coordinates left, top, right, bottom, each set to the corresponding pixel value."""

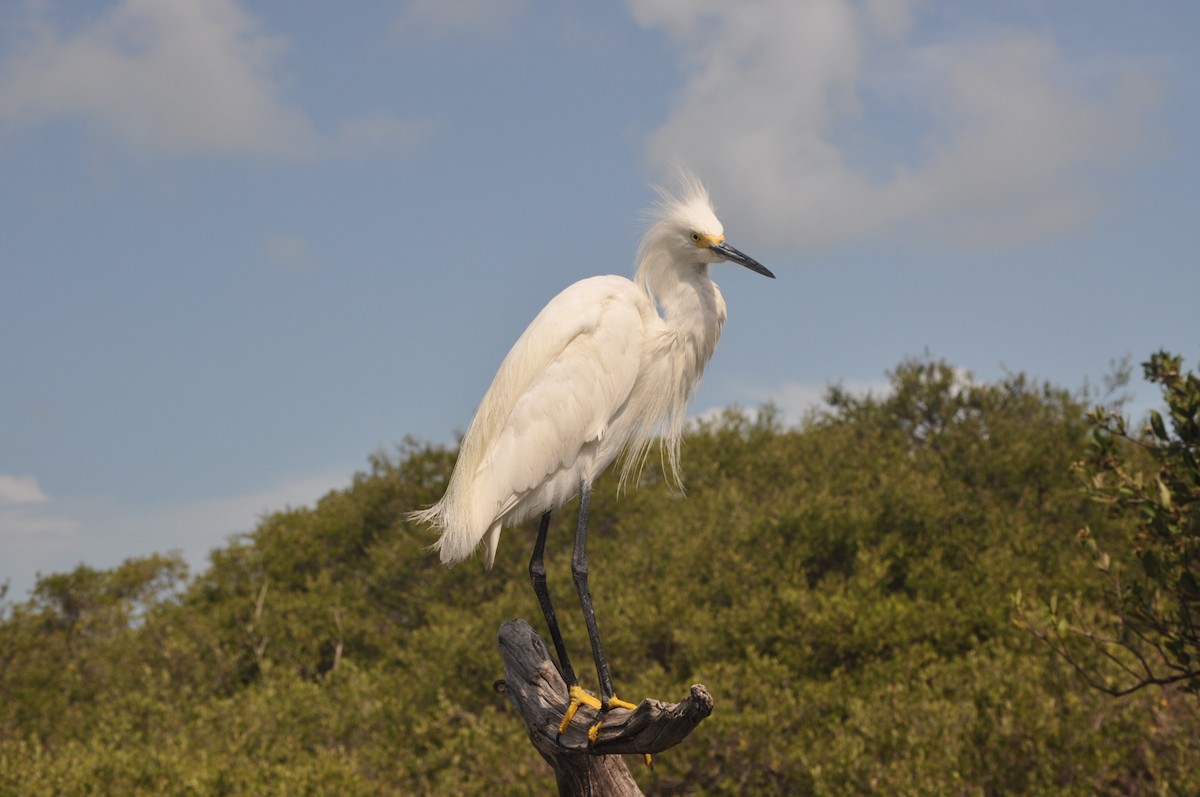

left=862, top=0, right=917, bottom=41
left=0, top=0, right=436, bottom=160
left=692, top=377, right=891, bottom=428
left=0, top=474, right=48, bottom=507
left=757, top=377, right=891, bottom=423
left=631, top=0, right=1160, bottom=251
left=0, top=0, right=314, bottom=156
left=392, top=0, right=532, bottom=41
left=0, top=470, right=348, bottom=602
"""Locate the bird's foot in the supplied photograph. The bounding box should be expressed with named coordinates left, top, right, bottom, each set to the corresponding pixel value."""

left=560, top=687, right=652, bottom=764
left=585, top=694, right=640, bottom=744
left=558, top=684, right=602, bottom=736
left=586, top=696, right=655, bottom=767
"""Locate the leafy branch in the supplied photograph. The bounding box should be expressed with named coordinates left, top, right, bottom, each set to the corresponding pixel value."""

left=1017, top=351, right=1200, bottom=695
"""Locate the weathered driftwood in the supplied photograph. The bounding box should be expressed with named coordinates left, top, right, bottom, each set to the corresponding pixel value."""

left=497, top=619, right=714, bottom=797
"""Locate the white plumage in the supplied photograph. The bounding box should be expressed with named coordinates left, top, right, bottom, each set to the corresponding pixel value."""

left=409, top=174, right=773, bottom=736
left=410, top=176, right=774, bottom=570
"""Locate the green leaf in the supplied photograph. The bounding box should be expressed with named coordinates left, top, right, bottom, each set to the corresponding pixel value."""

left=1149, top=410, right=1169, bottom=441
left=1156, top=478, right=1173, bottom=510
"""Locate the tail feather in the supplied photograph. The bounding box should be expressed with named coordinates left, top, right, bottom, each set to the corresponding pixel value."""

left=482, top=522, right=502, bottom=570
left=407, top=499, right=501, bottom=567
left=406, top=502, right=449, bottom=559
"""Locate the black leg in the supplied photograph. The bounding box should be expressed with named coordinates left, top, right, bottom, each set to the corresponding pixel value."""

left=571, top=480, right=617, bottom=704
left=529, top=510, right=578, bottom=686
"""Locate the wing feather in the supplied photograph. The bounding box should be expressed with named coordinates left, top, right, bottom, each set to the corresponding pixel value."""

left=478, top=277, right=643, bottom=495
left=421, top=275, right=645, bottom=565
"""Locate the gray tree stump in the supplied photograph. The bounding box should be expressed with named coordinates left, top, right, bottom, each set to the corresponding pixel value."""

left=497, top=619, right=714, bottom=797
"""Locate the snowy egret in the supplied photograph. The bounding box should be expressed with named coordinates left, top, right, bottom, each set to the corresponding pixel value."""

left=410, top=174, right=773, bottom=740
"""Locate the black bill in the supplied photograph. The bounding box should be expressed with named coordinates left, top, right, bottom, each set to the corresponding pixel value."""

left=709, top=242, right=775, bottom=279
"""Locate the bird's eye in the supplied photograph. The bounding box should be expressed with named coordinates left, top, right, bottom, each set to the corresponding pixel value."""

left=690, top=232, right=701, bottom=243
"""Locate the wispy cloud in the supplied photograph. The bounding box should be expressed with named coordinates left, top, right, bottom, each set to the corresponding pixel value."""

left=692, top=377, right=892, bottom=428
left=0, top=0, right=435, bottom=160
left=757, top=377, right=892, bottom=423
left=0, top=474, right=48, bottom=507
left=761, top=380, right=872, bottom=420
left=0, top=470, right=349, bottom=603
left=631, top=0, right=1161, bottom=251
left=0, top=0, right=313, bottom=156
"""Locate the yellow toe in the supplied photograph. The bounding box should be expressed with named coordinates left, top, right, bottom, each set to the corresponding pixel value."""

left=584, top=694, right=641, bottom=744
left=558, top=685, right=602, bottom=735
left=560, top=688, right=643, bottom=740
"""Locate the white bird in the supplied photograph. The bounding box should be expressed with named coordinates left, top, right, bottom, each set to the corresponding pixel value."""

left=410, top=174, right=773, bottom=739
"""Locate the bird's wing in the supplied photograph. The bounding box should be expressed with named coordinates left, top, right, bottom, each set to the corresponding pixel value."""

left=466, top=275, right=645, bottom=506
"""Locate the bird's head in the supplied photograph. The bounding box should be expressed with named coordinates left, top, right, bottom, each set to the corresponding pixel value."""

left=643, top=173, right=775, bottom=280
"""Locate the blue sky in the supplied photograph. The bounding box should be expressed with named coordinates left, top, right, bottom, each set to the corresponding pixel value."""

left=1, top=0, right=1197, bottom=601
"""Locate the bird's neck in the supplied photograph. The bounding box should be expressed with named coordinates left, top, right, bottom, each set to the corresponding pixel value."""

left=640, top=261, right=727, bottom=373
left=613, top=258, right=727, bottom=492
left=664, top=266, right=725, bottom=346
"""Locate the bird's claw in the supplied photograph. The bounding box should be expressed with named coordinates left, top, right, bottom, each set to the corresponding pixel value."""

left=605, top=695, right=638, bottom=712
left=560, top=687, right=644, bottom=737
left=558, top=684, right=602, bottom=736
left=559, top=688, right=654, bottom=765
left=584, top=694, right=640, bottom=743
